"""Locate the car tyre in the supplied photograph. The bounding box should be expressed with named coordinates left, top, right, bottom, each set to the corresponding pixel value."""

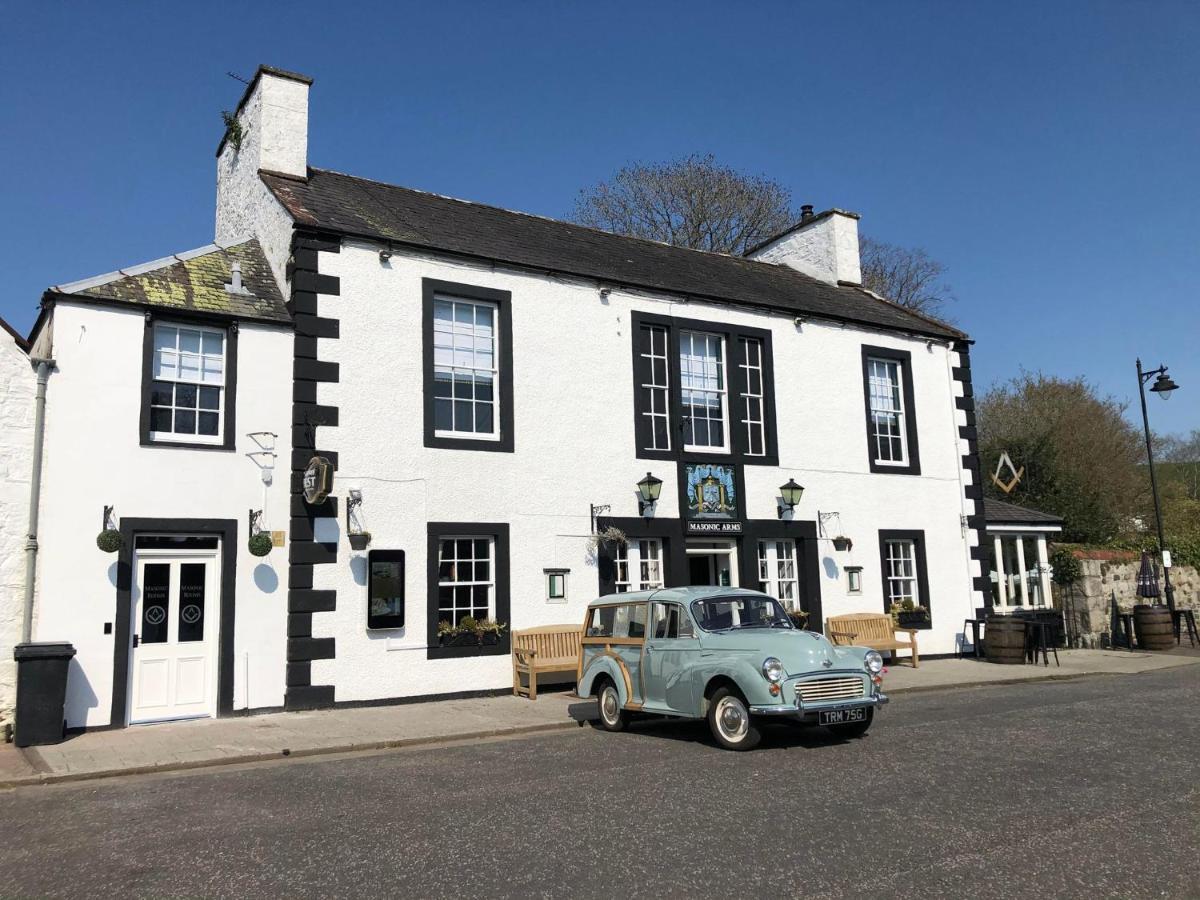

left=595, top=678, right=629, bottom=733
left=707, top=686, right=761, bottom=751
left=826, top=708, right=874, bottom=740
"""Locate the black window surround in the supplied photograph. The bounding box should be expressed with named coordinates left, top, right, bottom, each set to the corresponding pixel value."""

left=631, top=311, right=779, bottom=466
left=878, top=528, right=932, bottom=629
left=139, top=314, right=238, bottom=451
left=426, top=522, right=511, bottom=659
left=860, top=344, right=921, bottom=476
left=422, top=279, right=515, bottom=453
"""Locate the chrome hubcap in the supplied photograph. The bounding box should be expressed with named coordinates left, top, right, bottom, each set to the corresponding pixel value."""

left=601, top=687, right=619, bottom=723
left=716, top=697, right=748, bottom=741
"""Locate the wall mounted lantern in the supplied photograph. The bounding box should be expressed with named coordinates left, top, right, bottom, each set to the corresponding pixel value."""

left=347, top=488, right=371, bottom=551
left=778, top=478, right=804, bottom=518
left=637, top=472, right=663, bottom=515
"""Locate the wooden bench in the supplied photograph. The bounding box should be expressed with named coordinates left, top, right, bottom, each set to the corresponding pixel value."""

left=512, top=625, right=583, bottom=699
left=826, top=613, right=919, bottom=668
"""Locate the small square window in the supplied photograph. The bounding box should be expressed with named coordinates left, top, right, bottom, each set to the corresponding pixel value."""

left=847, top=567, right=863, bottom=595
left=545, top=569, right=569, bottom=602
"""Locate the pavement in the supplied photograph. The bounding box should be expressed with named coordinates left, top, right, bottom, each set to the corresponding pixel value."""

left=1, top=646, right=1198, bottom=788
left=0, top=666, right=1196, bottom=898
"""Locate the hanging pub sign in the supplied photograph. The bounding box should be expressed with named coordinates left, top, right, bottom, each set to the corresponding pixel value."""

left=683, top=463, right=742, bottom=534
left=302, top=455, right=334, bottom=505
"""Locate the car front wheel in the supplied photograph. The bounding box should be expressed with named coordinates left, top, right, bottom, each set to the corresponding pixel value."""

left=826, top=707, right=874, bottom=739
left=596, top=678, right=629, bottom=732
left=707, top=686, right=761, bottom=751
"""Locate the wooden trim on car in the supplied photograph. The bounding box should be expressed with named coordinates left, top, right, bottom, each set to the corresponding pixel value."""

left=580, top=637, right=645, bottom=647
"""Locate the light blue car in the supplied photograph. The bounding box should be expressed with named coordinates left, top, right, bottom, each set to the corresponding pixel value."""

left=577, top=586, right=888, bottom=750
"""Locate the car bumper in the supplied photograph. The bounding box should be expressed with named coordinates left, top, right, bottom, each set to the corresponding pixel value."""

left=749, top=690, right=889, bottom=717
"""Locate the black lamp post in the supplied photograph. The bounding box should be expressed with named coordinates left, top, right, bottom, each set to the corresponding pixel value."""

left=778, top=478, right=804, bottom=518
left=637, top=472, right=663, bottom=515
left=1135, top=358, right=1179, bottom=613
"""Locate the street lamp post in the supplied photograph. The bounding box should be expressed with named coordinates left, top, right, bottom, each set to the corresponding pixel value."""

left=1135, top=358, right=1180, bottom=613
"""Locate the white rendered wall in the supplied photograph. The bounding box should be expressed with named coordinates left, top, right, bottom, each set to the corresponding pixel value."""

left=307, top=242, right=978, bottom=702
left=32, top=302, right=293, bottom=727
left=0, top=335, right=34, bottom=721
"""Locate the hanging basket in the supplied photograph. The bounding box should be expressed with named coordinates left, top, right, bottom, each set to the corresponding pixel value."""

left=248, top=532, right=274, bottom=557
left=348, top=532, right=372, bottom=551
left=96, top=529, right=122, bottom=554
left=832, top=536, right=853, bottom=552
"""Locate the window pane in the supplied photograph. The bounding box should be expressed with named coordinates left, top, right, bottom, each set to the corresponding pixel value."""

left=174, top=410, right=196, bottom=434
left=433, top=398, right=452, bottom=432
left=180, top=353, right=201, bottom=381
left=153, top=327, right=177, bottom=352
left=176, top=384, right=197, bottom=408
left=454, top=400, right=472, bottom=431
left=150, top=407, right=172, bottom=432
left=177, top=563, right=206, bottom=642
left=154, top=351, right=177, bottom=380
left=201, top=332, right=223, bottom=355
left=179, top=331, right=202, bottom=354
left=151, top=381, right=174, bottom=406
left=198, top=386, right=221, bottom=410
left=475, top=402, right=494, bottom=434
left=141, top=563, right=170, bottom=644
left=197, top=412, right=220, bottom=436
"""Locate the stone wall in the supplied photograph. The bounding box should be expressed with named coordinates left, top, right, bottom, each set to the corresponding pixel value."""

left=1056, top=550, right=1200, bottom=646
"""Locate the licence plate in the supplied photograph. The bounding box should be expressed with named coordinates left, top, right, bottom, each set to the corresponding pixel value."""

left=818, top=707, right=866, bottom=726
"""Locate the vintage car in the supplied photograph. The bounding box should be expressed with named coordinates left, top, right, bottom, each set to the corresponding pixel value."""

left=577, top=586, right=888, bottom=750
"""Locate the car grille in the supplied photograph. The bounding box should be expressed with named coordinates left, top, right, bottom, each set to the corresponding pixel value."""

left=795, top=676, right=865, bottom=704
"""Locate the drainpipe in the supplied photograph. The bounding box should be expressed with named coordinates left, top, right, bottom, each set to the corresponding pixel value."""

left=21, top=357, right=54, bottom=644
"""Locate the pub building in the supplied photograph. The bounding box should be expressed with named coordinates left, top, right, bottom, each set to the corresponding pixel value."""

left=13, top=66, right=986, bottom=730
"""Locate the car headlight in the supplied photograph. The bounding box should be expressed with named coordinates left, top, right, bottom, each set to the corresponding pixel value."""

left=864, top=650, right=884, bottom=674
left=762, top=657, right=784, bottom=683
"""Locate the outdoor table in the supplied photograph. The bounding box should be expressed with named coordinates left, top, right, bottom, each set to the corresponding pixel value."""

left=960, top=617, right=986, bottom=659
left=1173, top=609, right=1199, bottom=648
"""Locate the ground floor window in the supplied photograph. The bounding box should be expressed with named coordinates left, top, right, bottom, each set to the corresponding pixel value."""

left=884, top=540, right=918, bottom=606
left=878, top=529, right=931, bottom=629
left=614, top=539, right=664, bottom=592
left=436, top=536, right=495, bottom=626
left=988, top=533, right=1050, bottom=610
left=757, top=539, right=798, bottom=608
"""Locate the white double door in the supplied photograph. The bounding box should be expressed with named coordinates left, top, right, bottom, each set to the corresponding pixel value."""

left=129, top=548, right=219, bottom=724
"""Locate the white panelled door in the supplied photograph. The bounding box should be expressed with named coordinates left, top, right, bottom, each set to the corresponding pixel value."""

left=129, top=546, right=218, bottom=724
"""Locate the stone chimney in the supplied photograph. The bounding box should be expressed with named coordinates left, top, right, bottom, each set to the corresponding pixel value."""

left=744, top=208, right=862, bottom=285
left=215, top=65, right=311, bottom=289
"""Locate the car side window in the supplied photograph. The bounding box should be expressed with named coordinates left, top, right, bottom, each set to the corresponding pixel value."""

left=589, top=603, right=647, bottom=639
left=652, top=603, right=693, bottom=639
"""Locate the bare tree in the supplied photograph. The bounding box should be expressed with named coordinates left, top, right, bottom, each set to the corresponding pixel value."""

left=860, top=236, right=955, bottom=320
left=572, top=154, right=795, bottom=256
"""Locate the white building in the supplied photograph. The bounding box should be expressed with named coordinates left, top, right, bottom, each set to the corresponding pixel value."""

left=0, top=318, right=34, bottom=725
left=20, top=65, right=988, bottom=730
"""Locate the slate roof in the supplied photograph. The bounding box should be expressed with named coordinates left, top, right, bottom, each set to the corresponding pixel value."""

left=262, top=168, right=965, bottom=341
left=0, top=314, right=28, bottom=352
left=983, top=497, right=1064, bottom=527
left=46, top=239, right=289, bottom=325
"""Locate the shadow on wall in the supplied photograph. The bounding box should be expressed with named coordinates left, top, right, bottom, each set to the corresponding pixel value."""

left=350, top=555, right=368, bottom=586
left=65, top=657, right=98, bottom=728
left=823, top=557, right=839, bottom=579
left=107, top=561, right=119, bottom=588
left=253, top=563, right=279, bottom=593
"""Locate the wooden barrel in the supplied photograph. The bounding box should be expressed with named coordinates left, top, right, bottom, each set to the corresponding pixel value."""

left=985, top=616, right=1026, bottom=664
left=1134, top=604, right=1174, bottom=651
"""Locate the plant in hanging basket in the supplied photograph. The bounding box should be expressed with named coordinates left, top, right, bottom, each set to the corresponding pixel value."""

left=586, top=525, right=628, bottom=555
left=832, top=536, right=853, bottom=552
left=96, top=529, right=122, bottom=554
left=348, top=532, right=372, bottom=551
left=248, top=532, right=274, bottom=557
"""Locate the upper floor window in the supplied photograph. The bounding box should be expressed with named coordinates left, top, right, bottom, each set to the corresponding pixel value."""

left=423, top=280, right=514, bottom=453
left=861, top=345, right=921, bottom=475
left=680, top=330, right=728, bottom=452
left=632, top=312, right=777, bottom=465
left=141, top=319, right=236, bottom=450
left=432, top=295, right=498, bottom=439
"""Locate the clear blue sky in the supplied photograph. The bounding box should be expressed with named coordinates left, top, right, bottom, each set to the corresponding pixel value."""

left=2, top=1, right=1196, bottom=434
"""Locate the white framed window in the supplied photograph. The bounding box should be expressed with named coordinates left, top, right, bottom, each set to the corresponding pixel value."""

left=738, top=337, right=766, bottom=457
left=149, top=323, right=226, bottom=444
left=847, top=566, right=863, bottom=595
left=867, top=357, right=907, bottom=465
left=757, top=539, right=798, bottom=608
left=544, top=568, right=569, bottom=602
left=436, top=536, right=495, bottom=626
left=432, top=295, right=499, bottom=439
left=884, top=540, right=918, bottom=606
left=613, top=539, right=664, bottom=592
left=639, top=324, right=671, bottom=451
left=680, top=330, right=729, bottom=452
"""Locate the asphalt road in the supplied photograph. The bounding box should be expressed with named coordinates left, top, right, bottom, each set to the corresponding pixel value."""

left=1, top=668, right=1197, bottom=899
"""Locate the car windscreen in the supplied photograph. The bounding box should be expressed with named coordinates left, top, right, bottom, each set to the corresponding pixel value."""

left=690, top=595, right=792, bottom=632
